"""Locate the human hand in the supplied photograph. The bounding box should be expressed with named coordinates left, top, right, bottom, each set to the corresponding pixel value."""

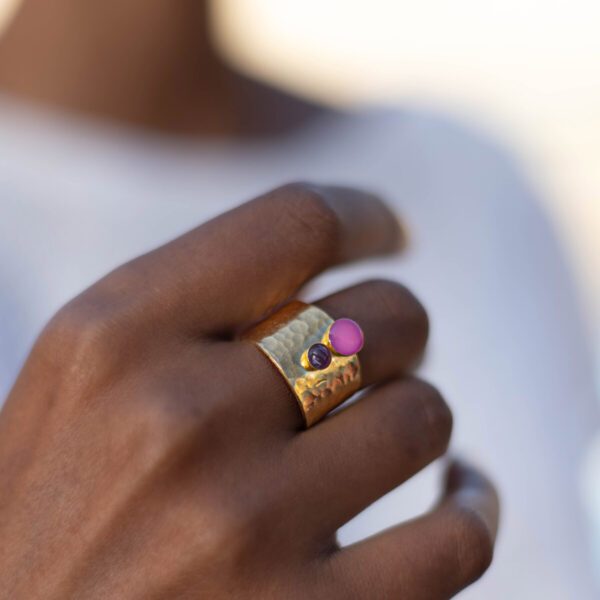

left=0, top=183, right=499, bottom=599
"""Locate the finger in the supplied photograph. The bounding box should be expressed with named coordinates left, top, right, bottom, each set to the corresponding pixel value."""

left=88, top=183, right=404, bottom=335
left=315, top=279, right=429, bottom=387
left=321, top=461, right=499, bottom=600
left=234, top=279, right=429, bottom=430
left=285, top=378, right=452, bottom=533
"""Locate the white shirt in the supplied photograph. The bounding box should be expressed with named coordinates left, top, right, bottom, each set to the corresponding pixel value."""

left=0, top=98, right=598, bottom=598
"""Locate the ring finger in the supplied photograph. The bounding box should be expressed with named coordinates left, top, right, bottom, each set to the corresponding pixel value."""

left=236, top=278, right=430, bottom=431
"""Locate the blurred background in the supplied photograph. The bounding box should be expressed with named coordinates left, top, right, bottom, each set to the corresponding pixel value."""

left=0, top=0, right=597, bottom=369
left=0, top=0, right=598, bottom=592
left=214, top=0, right=600, bottom=344
left=219, top=2, right=600, bottom=560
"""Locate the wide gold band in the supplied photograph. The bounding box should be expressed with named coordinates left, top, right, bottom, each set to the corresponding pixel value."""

left=244, top=301, right=362, bottom=427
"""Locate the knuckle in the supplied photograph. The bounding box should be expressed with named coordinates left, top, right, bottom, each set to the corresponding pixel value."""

left=195, top=494, right=278, bottom=566
left=272, top=182, right=342, bottom=255
left=410, top=379, right=453, bottom=452
left=404, top=289, right=429, bottom=352
left=129, top=358, right=236, bottom=455
left=451, top=507, right=495, bottom=582
left=365, top=278, right=412, bottom=309
left=39, top=297, right=116, bottom=365
left=138, top=382, right=208, bottom=439
left=124, top=397, right=196, bottom=466
left=367, top=279, right=430, bottom=353
left=34, top=289, right=139, bottom=392
left=378, top=379, right=453, bottom=466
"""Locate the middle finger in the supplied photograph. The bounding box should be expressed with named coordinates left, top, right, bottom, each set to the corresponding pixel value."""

left=285, top=377, right=452, bottom=536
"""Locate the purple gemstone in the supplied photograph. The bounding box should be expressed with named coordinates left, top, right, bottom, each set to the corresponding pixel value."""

left=307, top=343, right=332, bottom=370
left=329, top=318, right=364, bottom=356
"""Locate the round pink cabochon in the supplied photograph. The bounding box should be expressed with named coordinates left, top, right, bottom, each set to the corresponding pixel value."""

left=328, top=318, right=364, bottom=355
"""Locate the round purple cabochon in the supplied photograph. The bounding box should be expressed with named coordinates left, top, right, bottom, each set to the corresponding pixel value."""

left=329, top=318, right=364, bottom=356
left=307, top=343, right=332, bottom=370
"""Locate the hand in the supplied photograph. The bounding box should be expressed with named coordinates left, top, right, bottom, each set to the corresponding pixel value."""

left=0, top=183, right=499, bottom=599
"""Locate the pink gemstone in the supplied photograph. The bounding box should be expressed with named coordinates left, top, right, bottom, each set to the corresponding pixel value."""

left=329, top=318, right=364, bottom=356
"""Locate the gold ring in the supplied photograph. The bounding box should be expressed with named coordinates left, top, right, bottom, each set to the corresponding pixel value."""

left=244, top=301, right=363, bottom=427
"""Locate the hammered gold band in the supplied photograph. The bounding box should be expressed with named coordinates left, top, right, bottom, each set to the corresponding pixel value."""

left=244, top=301, right=362, bottom=427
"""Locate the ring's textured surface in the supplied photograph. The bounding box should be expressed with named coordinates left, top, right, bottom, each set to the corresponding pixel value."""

left=244, top=301, right=362, bottom=427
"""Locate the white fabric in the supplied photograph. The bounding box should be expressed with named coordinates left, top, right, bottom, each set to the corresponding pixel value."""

left=0, top=98, right=598, bottom=597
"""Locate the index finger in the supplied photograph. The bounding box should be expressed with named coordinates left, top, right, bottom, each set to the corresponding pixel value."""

left=94, top=182, right=404, bottom=334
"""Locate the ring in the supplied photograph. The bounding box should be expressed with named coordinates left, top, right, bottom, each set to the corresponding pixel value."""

left=244, top=301, right=364, bottom=427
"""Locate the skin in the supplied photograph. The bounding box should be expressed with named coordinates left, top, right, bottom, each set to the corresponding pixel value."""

left=0, top=3, right=500, bottom=598
left=0, top=0, right=326, bottom=135
left=0, top=184, right=499, bottom=598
